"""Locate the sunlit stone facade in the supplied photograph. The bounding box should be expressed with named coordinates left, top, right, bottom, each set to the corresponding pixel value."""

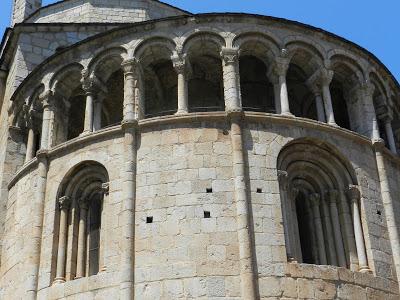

left=0, top=1, right=399, bottom=299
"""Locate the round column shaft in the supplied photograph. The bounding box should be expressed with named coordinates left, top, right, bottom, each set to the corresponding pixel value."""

left=54, top=196, right=71, bottom=283
left=76, top=201, right=88, bottom=278
left=310, top=193, right=327, bottom=265
left=328, top=190, right=347, bottom=267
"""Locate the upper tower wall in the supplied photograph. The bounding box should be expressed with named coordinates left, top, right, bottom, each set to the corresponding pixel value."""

left=24, top=0, right=188, bottom=24
left=12, top=0, right=42, bottom=25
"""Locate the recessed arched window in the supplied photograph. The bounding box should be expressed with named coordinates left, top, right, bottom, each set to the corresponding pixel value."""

left=52, top=161, right=109, bottom=284
left=277, top=139, right=371, bottom=273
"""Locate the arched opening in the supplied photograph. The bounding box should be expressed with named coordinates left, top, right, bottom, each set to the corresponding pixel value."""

left=370, top=72, right=390, bottom=148
left=286, top=45, right=321, bottom=120
left=90, top=49, right=126, bottom=128
left=286, top=64, right=317, bottom=119
left=184, top=34, right=224, bottom=112
left=51, top=64, right=84, bottom=143
left=135, top=39, right=177, bottom=118
left=277, top=139, right=369, bottom=272
left=67, top=87, right=85, bottom=140
left=52, top=161, right=109, bottom=283
left=233, top=35, right=278, bottom=113
left=239, top=55, right=274, bottom=112
left=295, top=191, right=314, bottom=264
left=329, top=57, right=363, bottom=131
left=330, top=79, right=350, bottom=129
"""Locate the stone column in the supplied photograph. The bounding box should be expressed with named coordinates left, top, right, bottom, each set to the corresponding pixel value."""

left=269, top=58, right=291, bottom=116
left=39, top=91, right=54, bottom=150
left=122, top=59, right=140, bottom=121
left=320, top=69, right=337, bottom=126
left=328, top=190, right=347, bottom=267
left=76, top=200, right=88, bottom=278
left=221, top=47, right=241, bottom=111
left=93, top=92, right=105, bottom=131
left=54, top=196, right=71, bottom=284
left=172, top=54, right=189, bottom=114
left=383, top=115, right=397, bottom=154
left=25, top=127, right=36, bottom=162
left=25, top=150, right=49, bottom=300
left=228, top=111, right=257, bottom=300
left=361, top=82, right=381, bottom=140
left=347, top=185, right=371, bottom=273
left=81, top=74, right=96, bottom=134
left=309, top=193, right=327, bottom=265
left=119, top=120, right=138, bottom=300
left=289, top=187, right=303, bottom=262
left=277, top=170, right=295, bottom=261
left=307, top=83, right=326, bottom=122
left=320, top=192, right=337, bottom=266
left=99, top=182, right=109, bottom=272
left=373, top=141, right=400, bottom=283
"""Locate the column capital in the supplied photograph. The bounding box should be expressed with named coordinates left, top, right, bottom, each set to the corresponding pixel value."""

left=58, top=196, right=71, bottom=210
left=309, top=193, right=321, bottom=207
left=290, top=187, right=300, bottom=200
left=277, top=170, right=289, bottom=187
left=326, top=189, right=339, bottom=204
left=121, top=58, right=139, bottom=75
left=172, top=53, right=188, bottom=74
left=307, top=67, right=333, bottom=89
left=102, top=182, right=110, bottom=195
left=347, top=185, right=361, bottom=202
left=220, top=47, right=239, bottom=66
left=359, top=81, right=375, bottom=97
left=81, top=71, right=104, bottom=95
left=268, top=57, right=290, bottom=81
left=39, top=90, right=55, bottom=109
left=78, top=198, right=89, bottom=210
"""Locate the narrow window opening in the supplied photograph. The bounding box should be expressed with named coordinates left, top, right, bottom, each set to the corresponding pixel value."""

left=204, top=211, right=211, bottom=218
left=146, top=216, right=153, bottom=224
left=296, top=192, right=315, bottom=264
left=206, top=188, right=213, bottom=193
left=256, top=188, right=262, bottom=193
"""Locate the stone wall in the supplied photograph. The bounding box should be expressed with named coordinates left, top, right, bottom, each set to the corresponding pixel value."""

left=0, top=117, right=398, bottom=299
left=25, top=0, right=186, bottom=24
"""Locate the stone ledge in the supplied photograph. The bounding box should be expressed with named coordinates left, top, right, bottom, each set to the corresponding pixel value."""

left=285, top=263, right=399, bottom=294
left=8, top=112, right=400, bottom=191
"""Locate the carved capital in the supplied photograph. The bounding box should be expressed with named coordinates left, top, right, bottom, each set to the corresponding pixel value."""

left=78, top=198, right=89, bottom=210
left=307, top=67, right=333, bottom=90
left=121, top=58, right=138, bottom=75
left=102, top=182, right=110, bottom=195
left=220, top=47, right=239, bottom=65
left=327, top=189, right=339, bottom=204
left=81, top=72, right=101, bottom=95
left=347, top=185, right=361, bottom=202
left=39, top=90, right=55, bottom=109
left=268, top=57, right=290, bottom=80
left=277, top=170, right=289, bottom=186
left=58, top=196, right=71, bottom=210
left=309, top=193, right=321, bottom=207
left=360, top=81, right=375, bottom=98
left=172, top=54, right=187, bottom=74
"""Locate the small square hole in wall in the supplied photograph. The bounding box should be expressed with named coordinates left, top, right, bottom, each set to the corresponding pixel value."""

left=204, top=211, right=211, bottom=218
left=206, top=188, right=213, bottom=193
left=377, top=210, right=382, bottom=216
left=146, top=216, right=153, bottom=224
left=256, top=188, right=262, bottom=193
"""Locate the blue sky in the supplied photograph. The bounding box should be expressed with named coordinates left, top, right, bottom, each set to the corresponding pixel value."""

left=1, top=0, right=399, bottom=81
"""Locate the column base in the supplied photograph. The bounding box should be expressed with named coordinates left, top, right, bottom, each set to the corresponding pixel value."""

left=328, top=121, right=339, bottom=127
left=359, top=266, right=372, bottom=274
left=79, top=131, right=92, bottom=137
left=175, top=110, right=188, bottom=115
left=53, top=277, right=66, bottom=284
left=281, top=112, right=294, bottom=117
